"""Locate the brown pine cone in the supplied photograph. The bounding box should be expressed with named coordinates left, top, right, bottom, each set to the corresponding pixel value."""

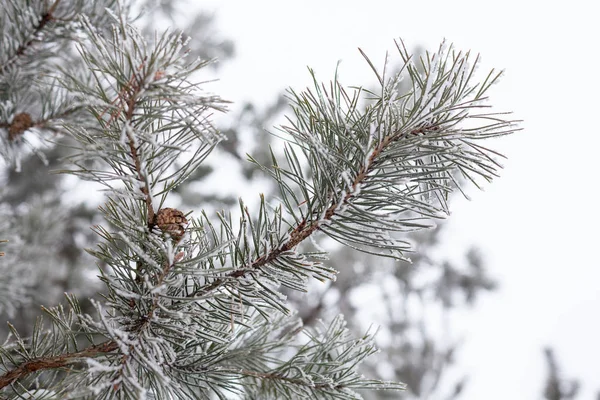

left=155, top=208, right=188, bottom=242
left=8, top=112, right=33, bottom=141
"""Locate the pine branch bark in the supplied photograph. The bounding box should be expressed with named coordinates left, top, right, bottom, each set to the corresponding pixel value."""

left=0, top=341, right=118, bottom=389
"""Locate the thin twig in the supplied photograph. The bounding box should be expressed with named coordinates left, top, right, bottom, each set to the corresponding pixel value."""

left=0, top=340, right=118, bottom=389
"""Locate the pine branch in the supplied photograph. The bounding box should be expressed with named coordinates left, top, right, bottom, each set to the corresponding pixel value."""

left=181, top=43, right=518, bottom=360
left=0, top=106, right=87, bottom=140
left=110, top=57, right=158, bottom=226
left=192, top=122, right=442, bottom=299
left=0, top=0, right=59, bottom=73
left=0, top=340, right=118, bottom=389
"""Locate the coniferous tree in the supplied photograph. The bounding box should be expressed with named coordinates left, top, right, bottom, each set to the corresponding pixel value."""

left=542, top=348, right=580, bottom=400
left=0, top=0, right=237, bottom=339
left=0, top=1, right=518, bottom=398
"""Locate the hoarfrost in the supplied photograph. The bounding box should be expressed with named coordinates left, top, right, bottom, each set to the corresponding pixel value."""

left=86, top=358, right=121, bottom=373
left=340, top=171, right=353, bottom=189
left=118, top=232, right=160, bottom=270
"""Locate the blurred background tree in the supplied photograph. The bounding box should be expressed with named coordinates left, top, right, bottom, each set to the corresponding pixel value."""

left=541, top=347, right=580, bottom=400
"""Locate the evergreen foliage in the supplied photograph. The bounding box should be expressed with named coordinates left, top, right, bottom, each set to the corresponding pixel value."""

left=0, top=1, right=517, bottom=398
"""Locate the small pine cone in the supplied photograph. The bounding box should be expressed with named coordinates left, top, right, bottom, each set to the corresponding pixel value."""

left=8, top=112, right=33, bottom=141
left=155, top=208, right=188, bottom=242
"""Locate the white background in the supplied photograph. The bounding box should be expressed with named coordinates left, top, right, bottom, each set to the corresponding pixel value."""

left=189, top=1, right=600, bottom=398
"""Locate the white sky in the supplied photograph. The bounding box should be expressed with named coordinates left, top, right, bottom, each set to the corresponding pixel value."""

left=189, top=1, right=600, bottom=398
